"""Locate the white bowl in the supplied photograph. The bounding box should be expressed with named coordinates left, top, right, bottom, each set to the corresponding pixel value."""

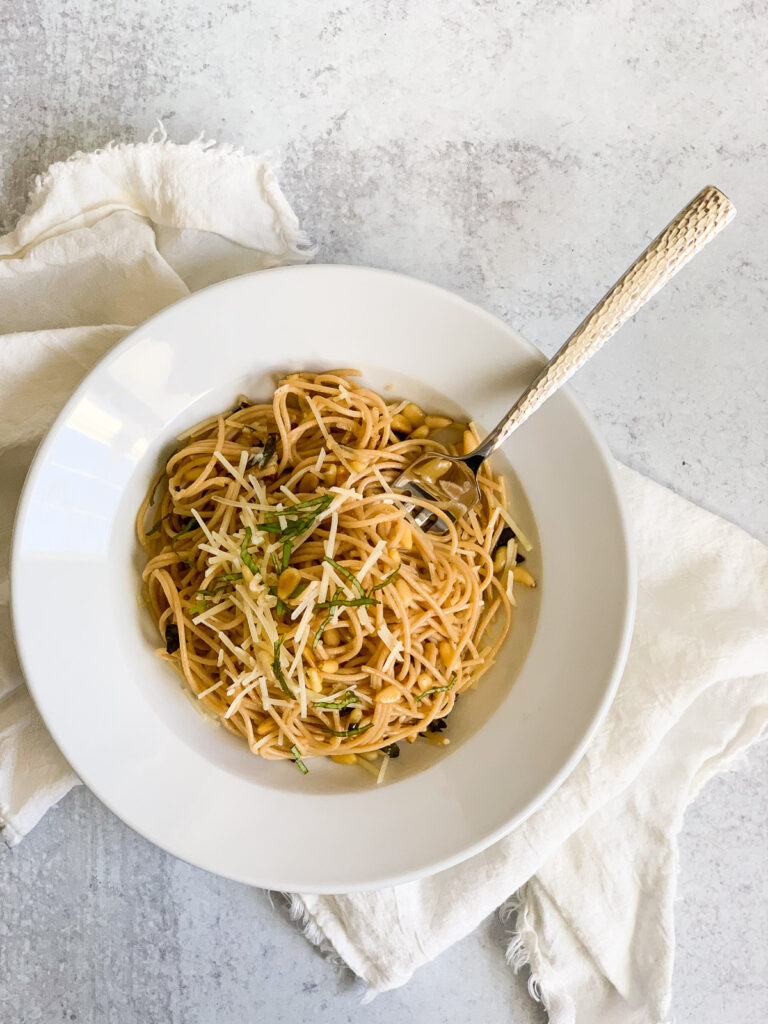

left=11, top=265, right=634, bottom=893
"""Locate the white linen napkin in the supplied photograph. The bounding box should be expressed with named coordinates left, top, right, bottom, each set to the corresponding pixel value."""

left=1, top=136, right=765, bottom=1024
left=292, top=468, right=768, bottom=1023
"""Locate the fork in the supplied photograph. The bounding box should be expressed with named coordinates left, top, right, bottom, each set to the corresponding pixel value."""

left=393, top=185, right=736, bottom=533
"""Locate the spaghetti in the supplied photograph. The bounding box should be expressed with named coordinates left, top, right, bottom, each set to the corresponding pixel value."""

left=137, top=370, right=534, bottom=774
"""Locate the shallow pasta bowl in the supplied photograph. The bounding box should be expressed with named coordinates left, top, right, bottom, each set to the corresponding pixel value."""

left=11, top=265, right=634, bottom=893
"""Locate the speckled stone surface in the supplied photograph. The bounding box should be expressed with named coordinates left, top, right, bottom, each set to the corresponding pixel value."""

left=1, top=2, right=766, bottom=1022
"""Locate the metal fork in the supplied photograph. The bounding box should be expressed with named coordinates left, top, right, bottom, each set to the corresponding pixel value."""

left=393, top=185, right=736, bottom=533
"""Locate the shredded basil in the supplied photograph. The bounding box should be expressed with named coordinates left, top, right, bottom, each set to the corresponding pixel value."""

left=170, top=517, right=199, bottom=547
left=146, top=513, right=171, bottom=536
left=312, top=611, right=335, bottom=649
left=323, top=555, right=366, bottom=598
left=257, top=496, right=334, bottom=557
left=415, top=672, right=457, bottom=703
left=323, top=722, right=373, bottom=738
left=290, top=745, right=309, bottom=775
left=267, top=584, right=287, bottom=616
left=196, top=571, right=244, bottom=598
left=187, top=599, right=208, bottom=615
left=370, top=569, right=400, bottom=592
left=272, top=638, right=295, bottom=699
left=313, top=690, right=358, bottom=710
left=240, top=527, right=259, bottom=575
left=315, top=596, right=377, bottom=609
left=262, top=494, right=332, bottom=519
left=281, top=539, right=293, bottom=571
left=259, top=495, right=333, bottom=532
left=148, top=473, right=164, bottom=507
left=260, top=433, right=277, bottom=468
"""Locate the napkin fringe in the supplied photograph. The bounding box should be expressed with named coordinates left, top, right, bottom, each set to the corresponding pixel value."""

left=29, top=124, right=262, bottom=200
left=500, top=891, right=549, bottom=1010
left=282, top=892, right=349, bottom=971
left=14, top=122, right=313, bottom=262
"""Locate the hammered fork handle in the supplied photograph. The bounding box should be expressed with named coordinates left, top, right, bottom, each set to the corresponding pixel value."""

left=471, top=185, right=736, bottom=462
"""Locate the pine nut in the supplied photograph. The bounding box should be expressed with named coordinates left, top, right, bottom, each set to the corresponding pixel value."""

left=277, top=567, right=302, bottom=600
left=418, top=458, right=452, bottom=485
left=493, top=548, right=507, bottom=575
left=387, top=548, right=401, bottom=565
left=462, top=429, right=476, bottom=456
left=395, top=578, right=411, bottom=607
left=424, top=641, right=438, bottom=664
left=348, top=708, right=363, bottom=724
left=512, top=566, right=536, bottom=587
left=241, top=563, right=255, bottom=584
left=390, top=413, right=412, bottom=434
left=320, top=659, right=339, bottom=674
left=336, top=467, right=350, bottom=486
left=303, top=472, right=319, bottom=491
left=424, top=415, right=451, bottom=429
left=439, top=641, right=455, bottom=666
left=374, top=684, right=401, bottom=704
left=410, top=425, right=429, bottom=438
left=417, top=672, right=433, bottom=689
left=391, top=520, right=413, bottom=550
left=256, top=719, right=275, bottom=736
left=350, top=459, right=366, bottom=474
left=402, top=403, right=425, bottom=427
left=306, top=668, right=322, bottom=692
left=331, top=753, right=357, bottom=765
left=324, top=627, right=341, bottom=646
left=322, top=464, right=337, bottom=485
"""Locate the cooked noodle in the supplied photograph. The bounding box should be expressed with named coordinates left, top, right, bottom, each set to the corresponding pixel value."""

left=137, top=370, right=532, bottom=770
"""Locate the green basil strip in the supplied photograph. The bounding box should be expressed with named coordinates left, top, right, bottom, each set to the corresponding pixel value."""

left=312, top=690, right=358, bottom=710
left=240, top=527, right=259, bottom=575
left=323, top=555, right=366, bottom=598
left=314, top=596, right=378, bottom=609
left=260, top=434, right=277, bottom=468
left=146, top=513, right=171, bottom=536
left=290, top=745, right=309, bottom=775
left=414, top=672, right=457, bottom=703
left=281, top=539, right=293, bottom=571
left=312, top=612, right=335, bottom=649
left=322, top=722, right=373, bottom=738
left=262, top=493, right=333, bottom=520
left=170, top=517, right=199, bottom=548
left=369, top=569, right=400, bottom=592
left=312, top=587, right=345, bottom=649
left=272, top=638, right=295, bottom=699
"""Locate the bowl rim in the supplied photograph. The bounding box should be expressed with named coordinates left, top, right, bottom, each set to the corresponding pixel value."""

left=11, top=263, right=636, bottom=892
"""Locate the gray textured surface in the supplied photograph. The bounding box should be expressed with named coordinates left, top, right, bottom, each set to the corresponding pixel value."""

left=1, top=1, right=767, bottom=1022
